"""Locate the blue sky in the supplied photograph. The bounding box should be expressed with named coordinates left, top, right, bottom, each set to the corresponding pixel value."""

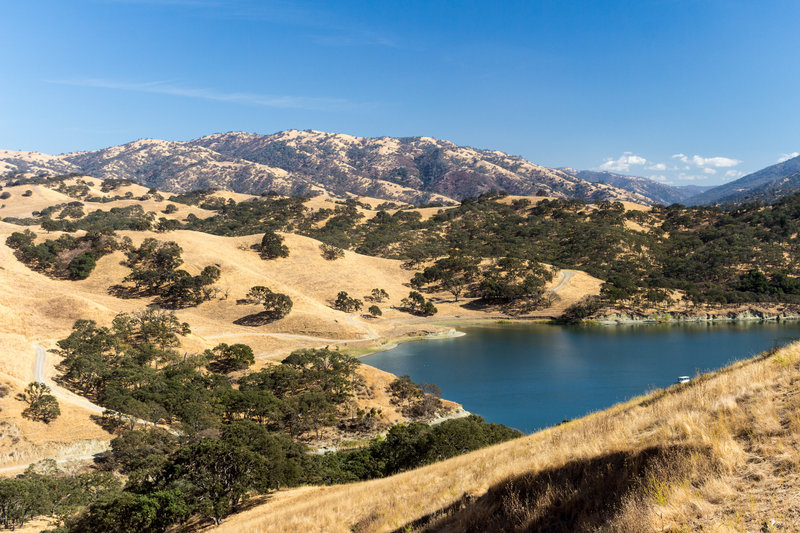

left=2, top=0, right=799, bottom=186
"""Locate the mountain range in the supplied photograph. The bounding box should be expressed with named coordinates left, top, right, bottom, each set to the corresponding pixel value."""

left=685, top=154, right=800, bottom=205
left=557, top=168, right=710, bottom=205
left=1, top=131, right=798, bottom=206
left=0, top=131, right=655, bottom=205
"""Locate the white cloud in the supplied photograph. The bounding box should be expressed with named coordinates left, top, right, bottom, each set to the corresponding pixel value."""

left=671, top=153, right=741, bottom=168
left=599, top=152, right=647, bottom=172
left=725, top=169, right=744, bottom=178
left=703, top=168, right=717, bottom=175
left=46, top=78, right=363, bottom=111
left=647, top=162, right=666, bottom=171
left=650, top=174, right=673, bottom=184
left=778, top=152, right=800, bottom=163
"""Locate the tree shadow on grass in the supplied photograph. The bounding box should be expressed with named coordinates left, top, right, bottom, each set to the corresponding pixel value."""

left=108, top=283, right=146, bottom=300
left=391, top=444, right=716, bottom=533
left=459, top=297, right=554, bottom=316
left=233, top=311, right=276, bottom=327
left=458, top=298, right=500, bottom=312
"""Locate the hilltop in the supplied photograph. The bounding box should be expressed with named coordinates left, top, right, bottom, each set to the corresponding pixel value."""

left=559, top=168, right=708, bottom=205
left=9, top=131, right=800, bottom=207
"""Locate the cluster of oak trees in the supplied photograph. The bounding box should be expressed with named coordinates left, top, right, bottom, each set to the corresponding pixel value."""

left=0, top=309, right=523, bottom=531
left=120, top=238, right=221, bottom=308
left=6, top=229, right=114, bottom=280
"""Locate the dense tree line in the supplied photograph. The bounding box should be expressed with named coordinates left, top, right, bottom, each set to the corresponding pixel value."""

left=6, top=204, right=155, bottom=233
left=181, top=195, right=309, bottom=235
left=316, top=415, right=521, bottom=483
left=55, top=313, right=362, bottom=438
left=0, top=463, right=119, bottom=530
left=300, top=191, right=800, bottom=308
left=36, top=414, right=517, bottom=531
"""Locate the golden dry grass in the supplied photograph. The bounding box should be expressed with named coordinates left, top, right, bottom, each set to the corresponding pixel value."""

left=0, top=178, right=217, bottom=221
left=0, top=183, right=605, bottom=473
left=0, top=207, right=599, bottom=472
left=211, top=342, right=800, bottom=532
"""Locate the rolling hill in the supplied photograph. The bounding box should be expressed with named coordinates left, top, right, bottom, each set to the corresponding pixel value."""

left=714, top=171, right=800, bottom=204
left=3, top=174, right=800, bottom=531
left=0, top=177, right=603, bottom=476
left=213, top=340, right=800, bottom=532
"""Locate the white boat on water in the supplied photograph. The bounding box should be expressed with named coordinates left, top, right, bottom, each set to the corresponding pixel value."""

left=676, top=376, right=691, bottom=384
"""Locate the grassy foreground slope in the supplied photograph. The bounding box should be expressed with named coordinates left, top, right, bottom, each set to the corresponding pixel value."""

left=214, top=341, right=800, bottom=532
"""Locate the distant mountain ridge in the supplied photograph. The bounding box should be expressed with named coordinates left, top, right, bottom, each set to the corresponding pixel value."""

left=687, top=154, right=800, bottom=205
left=558, top=168, right=709, bottom=205
left=703, top=170, right=800, bottom=205
left=10, top=131, right=795, bottom=207
left=187, top=131, right=652, bottom=203
left=0, top=131, right=653, bottom=205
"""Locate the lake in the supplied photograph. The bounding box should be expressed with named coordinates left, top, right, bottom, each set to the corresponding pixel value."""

left=363, top=321, right=800, bottom=433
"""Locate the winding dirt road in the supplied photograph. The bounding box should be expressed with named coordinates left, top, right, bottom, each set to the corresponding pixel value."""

left=35, top=345, right=105, bottom=414
left=551, top=269, right=575, bottom=293
left=34, top=344, right=181, bottom=434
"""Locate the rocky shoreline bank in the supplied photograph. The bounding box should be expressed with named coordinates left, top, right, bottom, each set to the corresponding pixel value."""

left=595, top=308, right=800, bottom=325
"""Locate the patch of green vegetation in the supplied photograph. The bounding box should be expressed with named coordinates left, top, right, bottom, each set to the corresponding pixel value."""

left=182, top=195, right=309, bottom=235
left=116, top=238, right=221, bottom=308
left=317, top=415, right=521, bottom=483
left=5, top=229, right=115, bottom=280
left=6, top=312, right=523, bottom=531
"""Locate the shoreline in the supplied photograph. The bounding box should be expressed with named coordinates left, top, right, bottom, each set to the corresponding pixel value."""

left=353, top=310, right=800, bottom=361
left=595, top=309, right=800, bottom=325
left=352, top=327, right=467, bottom=360
left=342, top=311, right=800, bottom=449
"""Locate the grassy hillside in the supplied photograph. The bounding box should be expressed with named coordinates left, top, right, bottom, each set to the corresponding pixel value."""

left=0, top=179, right=600, bottom=477
left=6, top=175, right=800, bottom=530
left=213, top=340, right=800, bottom=532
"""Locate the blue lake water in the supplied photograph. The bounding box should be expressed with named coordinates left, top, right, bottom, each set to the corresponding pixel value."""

left=363, top=321, right=800, bottom=433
